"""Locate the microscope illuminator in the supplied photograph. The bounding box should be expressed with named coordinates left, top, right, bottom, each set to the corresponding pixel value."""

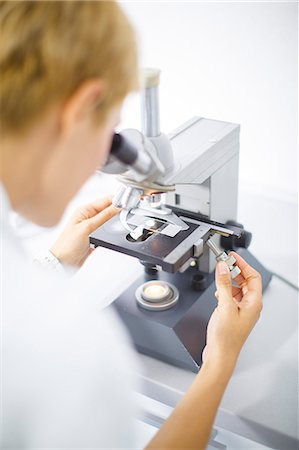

left=135, top=280, right=179, bottom=311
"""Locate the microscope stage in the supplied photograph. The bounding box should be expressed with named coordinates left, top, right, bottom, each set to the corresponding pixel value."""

left=90, top=213, right=206, bottom=273
left=90, top=207, right=243, bottom=273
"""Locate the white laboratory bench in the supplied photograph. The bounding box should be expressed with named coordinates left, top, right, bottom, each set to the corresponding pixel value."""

left=11, top=174, right=298, bottom=449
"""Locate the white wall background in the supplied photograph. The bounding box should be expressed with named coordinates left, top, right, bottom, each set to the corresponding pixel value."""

left=119, top=0, right=298, bottom=201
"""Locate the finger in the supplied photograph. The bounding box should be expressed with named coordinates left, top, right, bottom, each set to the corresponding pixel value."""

left=215, top=261, right=235, bottom=308
left=215, top=289, right=242, bottom=303
left=229, top=252, right=262, bottom=294
left=80, top=196, right=114, bottom=219
left=215, top=286, right=246, bottom=303
left=238, top=296, right=263, bottom=325
left=86, top=196, right=113, bottom=213
left=215, top=286, right=241, bottom=298
left=87, top=204, right=120, bottom=232
left=72, top=197, right=114, bottom=223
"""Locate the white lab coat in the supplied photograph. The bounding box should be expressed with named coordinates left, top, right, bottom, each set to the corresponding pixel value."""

left=0, top=185, right=140, bottom=448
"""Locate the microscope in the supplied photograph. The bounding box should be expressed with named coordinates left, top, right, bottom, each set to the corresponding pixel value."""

left=90, top=69, right=272, bottom=373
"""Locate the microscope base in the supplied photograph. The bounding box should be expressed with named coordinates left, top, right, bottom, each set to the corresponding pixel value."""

left=114, top=249, right=272, bottom=373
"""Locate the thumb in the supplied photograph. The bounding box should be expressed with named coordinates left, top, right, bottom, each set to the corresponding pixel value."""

left=87, top=205, right=120, bottom=232
left=215, top=261, right=233, bottom=305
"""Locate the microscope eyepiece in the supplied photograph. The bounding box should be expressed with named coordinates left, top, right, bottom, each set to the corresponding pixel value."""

left=110, top=133, right=138, bottom=166
left=109, top=133, right=153, bottom=176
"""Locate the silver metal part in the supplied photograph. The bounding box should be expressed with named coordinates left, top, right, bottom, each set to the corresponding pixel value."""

left=135, top=280, right=179, bottom=311
left=132, top=150, right=153, bottom=175
left=141, top=69, right=161, bottom=137
left=129, top=224, right=145, bottom=241
left=143, top=193, right=162, bottom=207
left=119, top=209, right=135, bottom=232
left=131, top=207, right=189, bottom=231
left=112, top=185, right=143, bottom=210
left=206, top=238, right=221, bottom=256
left=160, top=223, right=182, bottom=237
left=230, top=265, right=242, bottom=279
left=206, top=237, right=241, bottom=279
left=138, top=202, right=172, bottom=215
left=119, top=207, right=189, bottom=240
left=180, top=216, right=233, bottom=237
left=193, top=238, right=204, bottom=258
left=119, top=129, right=166, bottom=183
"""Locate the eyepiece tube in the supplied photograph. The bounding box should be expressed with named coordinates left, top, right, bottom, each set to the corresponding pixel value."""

left=110, top=133, right=138, bottom=166
left=109, top=133, right=152, bottom=175
left=140, top=68, right=161, bottom=137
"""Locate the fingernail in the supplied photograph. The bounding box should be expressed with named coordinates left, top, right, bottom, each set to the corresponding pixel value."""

left=217, top=261, right=229, bottom=275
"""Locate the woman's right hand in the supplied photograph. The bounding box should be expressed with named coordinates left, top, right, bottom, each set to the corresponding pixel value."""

left=146, top=252, right=263, bottom=450
left=202, top=252, right=263, bottom=369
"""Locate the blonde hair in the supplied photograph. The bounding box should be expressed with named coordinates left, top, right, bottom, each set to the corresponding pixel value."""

left=0, top=0, right=138, bottom=135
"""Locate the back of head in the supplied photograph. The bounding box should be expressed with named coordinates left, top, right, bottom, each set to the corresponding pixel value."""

left=0, top=0, right=138, bottom=136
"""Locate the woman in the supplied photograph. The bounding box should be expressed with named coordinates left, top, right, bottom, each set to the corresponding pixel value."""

left=0, top=1, right=262, bottom=448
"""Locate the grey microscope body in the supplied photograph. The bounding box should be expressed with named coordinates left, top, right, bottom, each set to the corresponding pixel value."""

left=90, top=69, right=271, bottom=372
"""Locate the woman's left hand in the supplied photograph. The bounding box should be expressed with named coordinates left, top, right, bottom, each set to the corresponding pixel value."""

left=50, top=197, right=119, bottom=267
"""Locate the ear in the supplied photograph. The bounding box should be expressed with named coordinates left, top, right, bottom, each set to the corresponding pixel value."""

left=60, top=79, right=104, bottom=137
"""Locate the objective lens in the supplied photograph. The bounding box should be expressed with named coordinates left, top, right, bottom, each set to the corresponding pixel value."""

left=144, top=193, right=162, bottom=208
